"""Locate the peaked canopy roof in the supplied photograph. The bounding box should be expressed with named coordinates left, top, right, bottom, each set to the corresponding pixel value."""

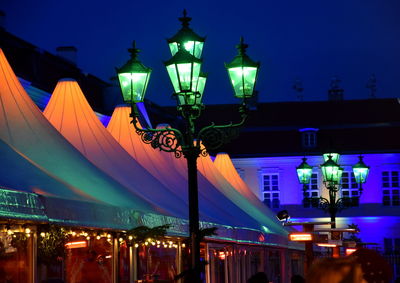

left=0, top=47, right=291, bottom=245
left=213, top=153, right=288, bottom=232
left=0, top=48, right=155, bottom=212
left=197, top=150, right=288, bottom=237
left=106, top=105, right=261, bottom=229
left=214, top=152, right=259, bottom=199
left=43, top=78, right=189, bottom=218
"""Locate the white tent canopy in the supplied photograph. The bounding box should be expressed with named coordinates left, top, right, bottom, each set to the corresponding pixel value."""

left=0, top=48, right=291, bottom=245
left=43, top=79, right=188, bottom=218
left=0, top=48, right=155, bottom=212
left=198, top=148, right=288, bottom=238
left=107, top=105, right=261, bottom=229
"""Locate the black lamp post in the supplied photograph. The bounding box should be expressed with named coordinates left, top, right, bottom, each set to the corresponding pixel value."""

left=117, top=10, right=259, bottom=282
left=296, top=154, right=370, bottom=229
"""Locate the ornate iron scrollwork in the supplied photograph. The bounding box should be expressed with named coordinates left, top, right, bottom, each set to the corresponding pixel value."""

left=132, top=118, right=184, bottom=158
left=198, top=105, right=248, bottom=151
left=130, top=102, right=250, bottom=159
left=198, top=122, right=242, bottom=151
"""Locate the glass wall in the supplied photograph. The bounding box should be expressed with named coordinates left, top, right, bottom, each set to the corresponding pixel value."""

left=137, top=244, right=178, bottom=282
left=119, top=241, right=130, bottom=283
left=0, top=230, right=31, bottom=283
left=65, top=236, right=113, bottom=283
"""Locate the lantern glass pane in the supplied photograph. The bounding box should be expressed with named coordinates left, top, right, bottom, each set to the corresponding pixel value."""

left=196, top=76, right=206, bottom=95
left=228, top=66, right=257, bottom=98
left=175, top=62, right=200, bottom=92
left=353, top=167, right=369, bottom=184
left=169, top=43, right=179, bottom=57
left=323, top=153, right=340, bottom=164
left=166, top=64, right=180, bottom=93
left=169, top=41, right=204, bottom=59
left=187, top=41, right=203, bottom=58
left=297, top=168, right=313, bottom=184
left=322, top=164, right=341, bottom=183
left=118, top=72, right=150, bottom=103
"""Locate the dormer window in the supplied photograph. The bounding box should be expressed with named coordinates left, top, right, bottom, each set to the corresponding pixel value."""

left=299, top=128, right=319, bottom=148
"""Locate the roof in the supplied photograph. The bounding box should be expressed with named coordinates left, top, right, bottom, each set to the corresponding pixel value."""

left=0, top=48, right=155, bottom=212
left=151, top=99, right=400, bottom=157
left=0, top=47, right=292, bottom=245
left=0, top=28, right=110, bottom=114
left=43, top=78, right=188, bottom=218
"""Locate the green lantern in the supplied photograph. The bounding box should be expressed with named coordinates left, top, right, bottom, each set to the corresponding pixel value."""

left=353, top=156, right=370, bottom=184
left=321, top=155, right=342, bottom=183
left=323, top=152, right=340, bottom=164
left=296, top=158, right=313, bottom=184
left=117, top=41, right=152, bottom=103
left=175, top=72, right=207, bottom=107
left=167, top=10, right=205, bottom=59
left=164, top=46, right=202, bottom=97
left=195, top=72, right=207, bottom=95
left=225, top=37, right=260, bottom=99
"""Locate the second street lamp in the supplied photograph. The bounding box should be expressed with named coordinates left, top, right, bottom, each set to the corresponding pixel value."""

left=164, top=45, right=202, bottom=110
left=117, top=11, right=260, bottom=282
left=352, top=155, right=370, bottom=192
left=296, top=154, right=370, bottom=229
left=116, top=41, right=152, bottom=104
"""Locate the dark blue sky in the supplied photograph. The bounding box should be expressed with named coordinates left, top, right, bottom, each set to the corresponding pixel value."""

left=2, top=0, right=400, bottom=106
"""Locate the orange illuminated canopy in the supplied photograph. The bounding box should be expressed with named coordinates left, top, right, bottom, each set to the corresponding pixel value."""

left=289, top=233, right=313, bottom=242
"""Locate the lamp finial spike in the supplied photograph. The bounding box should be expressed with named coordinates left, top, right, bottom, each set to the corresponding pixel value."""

left=179, top=9, right=191, bottom=28
left=236, top=36, right=248, bottom=56
left=128, top=40, right=140, bottom=60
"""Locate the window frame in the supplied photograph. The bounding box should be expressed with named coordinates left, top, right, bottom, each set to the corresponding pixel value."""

left=262, top=173, right=280, bottom=209
left=382, top=171, right=400, bottom=206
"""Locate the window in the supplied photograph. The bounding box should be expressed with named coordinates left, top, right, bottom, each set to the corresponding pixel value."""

left=341, top=171, right=360, bottom=207
left=303, top=173, right=319, bottom=208
left=384, top=238, right=400, bottom=254
left=382, top=171, right=400, bottom=206
left=262, top=174, right=280, bottom=209
left=382, top=171, right=399, bottom=188
left=299, top=128, right=318, bottom=149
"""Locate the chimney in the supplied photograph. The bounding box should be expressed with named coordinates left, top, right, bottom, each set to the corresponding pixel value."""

left=0, top=10, right=5, bottom=29
left=328, top=76, right=344, bottom=101
left=56, top=46, right=77, bottom=65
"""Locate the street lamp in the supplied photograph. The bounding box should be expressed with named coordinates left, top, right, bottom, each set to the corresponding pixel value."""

left=117, top=41, right=152, bottom=104
left=117, top=10, right=259, bottom=282
left=296, top=153, right=370, bottom=229
left=352, top=155, right=370, bottom=193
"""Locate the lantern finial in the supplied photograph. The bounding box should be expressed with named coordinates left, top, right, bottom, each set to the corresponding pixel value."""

left=179, top=9, right=191, bottom=28
left=128, top=40, right=140, bottom=61
left=237, top=37, right=249, bottom=56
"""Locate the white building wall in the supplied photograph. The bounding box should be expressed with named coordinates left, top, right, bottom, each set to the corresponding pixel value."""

left=231, top=153, right=400, bottom=250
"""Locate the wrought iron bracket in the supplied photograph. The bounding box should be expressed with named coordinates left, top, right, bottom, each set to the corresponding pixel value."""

left=129, top=101, right=250, bottom=158
left=198, top=103, right=249, bottom=151
left=130, top=105, right=184, bottom=158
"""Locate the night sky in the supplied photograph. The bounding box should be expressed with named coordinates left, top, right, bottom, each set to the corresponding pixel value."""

left=2, top=0, right=400, bottom=106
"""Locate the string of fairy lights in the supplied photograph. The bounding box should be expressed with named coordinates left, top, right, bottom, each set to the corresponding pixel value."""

left=1, top=224, right=185, bottom=250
